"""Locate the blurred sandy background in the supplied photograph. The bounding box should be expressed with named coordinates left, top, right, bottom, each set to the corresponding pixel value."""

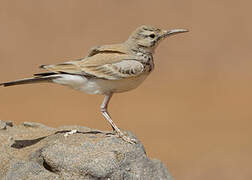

left=0, top=0, right=251, bottom=179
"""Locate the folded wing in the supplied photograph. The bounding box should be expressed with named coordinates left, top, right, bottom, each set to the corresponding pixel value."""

left=40, top=52, right=144, bottom=80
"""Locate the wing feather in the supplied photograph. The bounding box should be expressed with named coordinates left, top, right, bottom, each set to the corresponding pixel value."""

left=40, top=53, right=144, bottom=80
left=39, top=44, right=144, bottom=80
left=87, top=60, right=144, bottom=80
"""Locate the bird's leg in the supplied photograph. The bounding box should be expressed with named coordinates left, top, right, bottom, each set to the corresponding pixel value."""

left=100, top=93, right=136, bottom=144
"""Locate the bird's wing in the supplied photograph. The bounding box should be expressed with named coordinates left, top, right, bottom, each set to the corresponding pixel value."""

left=80, top=58, right=145, bottom=80
left=86, top=44, right=129, bottom=57
left=40, top=53, right=145, bottom=80
left=39, top=60, right=84, bottom=75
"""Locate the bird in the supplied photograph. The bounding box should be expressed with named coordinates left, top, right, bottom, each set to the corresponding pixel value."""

left=0, top=25, right=188, bottom=143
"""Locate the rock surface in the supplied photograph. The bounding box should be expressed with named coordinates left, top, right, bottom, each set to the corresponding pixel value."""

left=0, top=120, right=172, bottom=180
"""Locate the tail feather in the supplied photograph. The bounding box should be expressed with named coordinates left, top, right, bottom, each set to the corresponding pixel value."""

left=0, top=76, right=57, bottom=87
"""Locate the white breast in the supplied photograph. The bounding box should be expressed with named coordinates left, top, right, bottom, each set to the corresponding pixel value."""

left=52, top=74, right=149, bottom=95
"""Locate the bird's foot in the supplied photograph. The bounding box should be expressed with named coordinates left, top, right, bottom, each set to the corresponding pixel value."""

left=64, top=129, right=78, bottom=137
left=112, top=130, right=136, bottom=144
left=120, top=134, right=137, bottom=144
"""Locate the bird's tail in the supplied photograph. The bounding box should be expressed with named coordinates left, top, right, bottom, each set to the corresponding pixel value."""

left=0, top=75, right=57, bottom=87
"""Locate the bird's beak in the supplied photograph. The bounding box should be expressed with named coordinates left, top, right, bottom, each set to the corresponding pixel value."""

left=162, top=29, right=189, bottom=38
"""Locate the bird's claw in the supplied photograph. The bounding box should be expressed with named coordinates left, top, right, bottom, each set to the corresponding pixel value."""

left=112, top=130, right=137, bottom=144
left=121, top=135, right=137, bottom=144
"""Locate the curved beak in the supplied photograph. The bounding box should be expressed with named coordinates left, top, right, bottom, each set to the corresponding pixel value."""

left=162, top=29, right=189, bottom=38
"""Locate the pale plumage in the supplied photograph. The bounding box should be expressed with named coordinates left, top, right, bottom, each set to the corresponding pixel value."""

left=0, top=25, right=188, bottom=143
left=42, top=53, right=146, bottom=80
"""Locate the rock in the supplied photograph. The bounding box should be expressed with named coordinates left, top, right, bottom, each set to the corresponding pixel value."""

left=6, top=121, right=13, bottom=127
left=6, top=160, right=59, bottom=180
left=22, top=122, right=51, bottom=129
left=0, top=120, right=13, bottom=130
left=0, top=121, right=173, bottom=180
left=0, top=120, right=7, bottom=130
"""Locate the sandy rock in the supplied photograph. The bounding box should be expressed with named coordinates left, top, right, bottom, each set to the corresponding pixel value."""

left=0, top=120, right=7, bottom=130
left=0, top=121, right=173, bottom=180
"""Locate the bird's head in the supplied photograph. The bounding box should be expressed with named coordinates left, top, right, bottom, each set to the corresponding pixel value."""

left=126, top=25, right=188, bottom=53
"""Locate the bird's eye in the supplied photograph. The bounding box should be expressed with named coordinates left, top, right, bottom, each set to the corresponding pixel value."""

left=149, top=34, right=155, bottom=38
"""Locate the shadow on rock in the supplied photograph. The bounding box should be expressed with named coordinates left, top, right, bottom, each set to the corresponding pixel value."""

left=0, top=121, right=173, bottom=180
